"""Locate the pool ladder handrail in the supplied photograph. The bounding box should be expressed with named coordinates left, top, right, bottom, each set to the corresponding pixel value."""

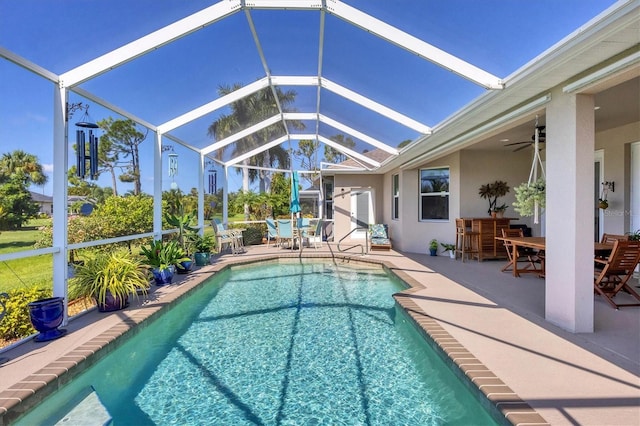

left=337, top=227, right=369, bottom=255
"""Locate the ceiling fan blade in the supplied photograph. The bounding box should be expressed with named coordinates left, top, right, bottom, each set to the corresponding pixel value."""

left=513, top=144, right=531, bottom=152
left=504, top=141, right=531, bottom=147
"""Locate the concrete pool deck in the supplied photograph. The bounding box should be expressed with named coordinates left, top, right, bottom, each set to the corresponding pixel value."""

left=0, top=243, right=638, bottom=425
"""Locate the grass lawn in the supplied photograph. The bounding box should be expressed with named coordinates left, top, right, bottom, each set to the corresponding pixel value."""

left=0, top=219, right=52, bottom=293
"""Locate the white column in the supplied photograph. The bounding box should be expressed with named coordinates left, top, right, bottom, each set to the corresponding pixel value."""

left=545, top=92, right=595, bottom=332
left=222, top=166, right=229, bottom=224
left=153, top=133, right=163, bottom=240
left=52, top=84, right=69, bottom=323
left=198, top=154, right=205, bottom=232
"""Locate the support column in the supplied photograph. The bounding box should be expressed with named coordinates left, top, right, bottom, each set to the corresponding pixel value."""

left=52, top=84, right=68, bottom=323
left=545, top=92, right=595, bottom=332
left=198, top=154, right=205, bottom=232
left=153, top=132, right=163, bottom=240
left=223, top=166, right=229, bottom=224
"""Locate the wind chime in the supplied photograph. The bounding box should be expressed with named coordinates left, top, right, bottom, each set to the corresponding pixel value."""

left=207, top=161, right=217, bottom=194
left=74, top=107, right=99, bottom=180
left=168, top=149, right=179, bottom=190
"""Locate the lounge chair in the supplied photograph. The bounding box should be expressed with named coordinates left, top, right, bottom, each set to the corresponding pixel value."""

left=594, top=240, right=640, bottom=309
left=369, top=224, right=391, bottom=251
left=265, top=218, right=279, bottom=247
left=212, top=219, right=244, bottom=255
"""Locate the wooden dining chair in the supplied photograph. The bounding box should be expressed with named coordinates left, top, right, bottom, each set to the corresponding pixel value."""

left=594, top=240, right=640, bottom=309
left=500, top=228, right=544, bottom=274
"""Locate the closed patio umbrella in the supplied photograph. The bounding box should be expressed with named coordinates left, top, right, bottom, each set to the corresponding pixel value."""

left=290, top=171, right=301, bottom=214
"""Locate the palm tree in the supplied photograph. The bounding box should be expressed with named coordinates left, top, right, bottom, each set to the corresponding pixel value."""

left=0, top=150, right=48, bottom=187
left=208, top=84, right=301, bottom=219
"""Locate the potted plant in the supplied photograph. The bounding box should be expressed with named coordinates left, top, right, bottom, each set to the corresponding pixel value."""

left=478, top=180, right=510, bottom=216
left=140, top=240, right=190, bottom=285
left=513, top=178, right=545, bottom=217
left=188, top=232, right=215, bottom=266
left=627, top=229, right=640, bottom=241
left=69, top=250, right=149, bottom=312
left=441, top=242, right=456, bottom=259
left=429, top=239, right=439, bottom=256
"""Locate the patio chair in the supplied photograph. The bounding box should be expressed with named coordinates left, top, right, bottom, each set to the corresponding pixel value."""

left=597, top=233, right=629, bottom=260
left=265, top=218, right=279, bottom=247
left=276, top=219, right=295, bottom=249
left=212, top=219, right=244, bottom=255
left=594, top=240, right=640, bottom=309
left=500, top=228, right=543, bottom=274
left=305, top=219, right=324, bottom=249
left=369, top=224, right=391, bottom=251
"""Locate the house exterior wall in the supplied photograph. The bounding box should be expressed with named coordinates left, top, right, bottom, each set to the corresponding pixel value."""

left=595, top=121, right=640, bottom=235
left=332, top=174, right=384, bottom=244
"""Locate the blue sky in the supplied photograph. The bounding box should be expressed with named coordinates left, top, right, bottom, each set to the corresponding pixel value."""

left=0, top=0, right=617, bottom=196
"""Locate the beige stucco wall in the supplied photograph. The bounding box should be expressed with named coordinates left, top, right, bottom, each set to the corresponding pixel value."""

left=595, top=121, right=640, bottom=235
left=332, top=174, right=384, bottom=245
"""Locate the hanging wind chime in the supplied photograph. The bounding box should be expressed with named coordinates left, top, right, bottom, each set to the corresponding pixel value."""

left=168, top=149, right=179, bottom=190
left=74, top=107, right=99, bottom=180
left=207, top=162, right=217, bottom=194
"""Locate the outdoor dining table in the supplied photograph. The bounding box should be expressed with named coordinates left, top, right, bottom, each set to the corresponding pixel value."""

left=494, top=236, right=613, bottom=277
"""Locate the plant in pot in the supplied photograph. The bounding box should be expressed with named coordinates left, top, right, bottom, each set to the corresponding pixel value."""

left=165, top=203, right=199, bottom=273
left=513, top=178, right=545, bottom=217
left=429, top=239, right=439, bottom=256
left=69, top=250, right=149, bottom=313
left=627, top=229, right=640, bottom=241
left=140, top=240, right=190, bottom=285
left=478, top=180, right=510, bottom=217
left=440, top=242, right=456, bottom=259
left=188, top=232, right=215, bottom=266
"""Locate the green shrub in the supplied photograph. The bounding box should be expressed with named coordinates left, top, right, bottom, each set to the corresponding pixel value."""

left=0, top=286, right=51, bottom=341
left=241, top=225, right=264, bottom=245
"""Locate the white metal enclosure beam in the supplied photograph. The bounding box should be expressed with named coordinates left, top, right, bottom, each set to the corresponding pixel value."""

left=326, top=0, right=503, bottom=90
left=201, top=114, right=282, bottom=155
left=60, top=0, right=242, bottom=87
left=157, top=78, right=270, bottom=133
left=290, top=134, right=381, bottom=167
left=225, top=135, right=289, bottom=167
left=0, top=46, right=59, bottom=83
left=319, top=115, right=398, bottom=155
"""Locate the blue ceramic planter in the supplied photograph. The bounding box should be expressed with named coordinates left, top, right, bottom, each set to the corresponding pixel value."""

left=194, top=252, right=210, bottom=266
left=28, top=297, right=67, bottom=342
left=152, top=267, right=174, bottom=286
left=177, top=260, right=193, bottom=274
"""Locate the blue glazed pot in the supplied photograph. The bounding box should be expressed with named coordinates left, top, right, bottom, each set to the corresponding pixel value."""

left=194, top=252, right=210, bottom=266
left=152, top=267, right=174, bottom=286
left=177, top=260, right=193, bottom=274
left=28, top=297, right=67, bottom=342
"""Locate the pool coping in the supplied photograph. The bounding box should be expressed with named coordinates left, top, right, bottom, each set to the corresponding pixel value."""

left=0, top=253, right=548, bottom=425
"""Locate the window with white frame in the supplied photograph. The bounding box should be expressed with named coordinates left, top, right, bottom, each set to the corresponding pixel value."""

left=420, top=167, right=449, bottom=220
left=392, top=174, right=399, bottom=220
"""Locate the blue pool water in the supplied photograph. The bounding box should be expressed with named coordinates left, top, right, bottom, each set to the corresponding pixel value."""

left=18, top=261, right=497, bottom=425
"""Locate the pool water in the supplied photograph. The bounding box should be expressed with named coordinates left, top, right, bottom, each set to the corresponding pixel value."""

left=18, top=261, right=497, bottom=425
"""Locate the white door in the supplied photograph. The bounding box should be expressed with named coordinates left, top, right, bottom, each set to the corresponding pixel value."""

left=350, top=189, right=373, bottom=239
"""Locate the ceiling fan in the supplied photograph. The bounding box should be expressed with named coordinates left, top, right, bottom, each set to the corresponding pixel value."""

left=504, top=125, right=546, bottom=152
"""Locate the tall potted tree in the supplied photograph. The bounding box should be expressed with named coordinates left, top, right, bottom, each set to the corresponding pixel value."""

left=479, top=180, right=510, bottom=217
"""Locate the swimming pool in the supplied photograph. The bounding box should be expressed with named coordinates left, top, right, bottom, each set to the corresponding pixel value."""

left=17, top=260, right=498, bottom=425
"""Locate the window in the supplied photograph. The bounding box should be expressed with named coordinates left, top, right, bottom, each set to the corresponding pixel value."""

left=392, top=174, right=399, bottom=220
left=420, top=167, right=449, bottom=220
